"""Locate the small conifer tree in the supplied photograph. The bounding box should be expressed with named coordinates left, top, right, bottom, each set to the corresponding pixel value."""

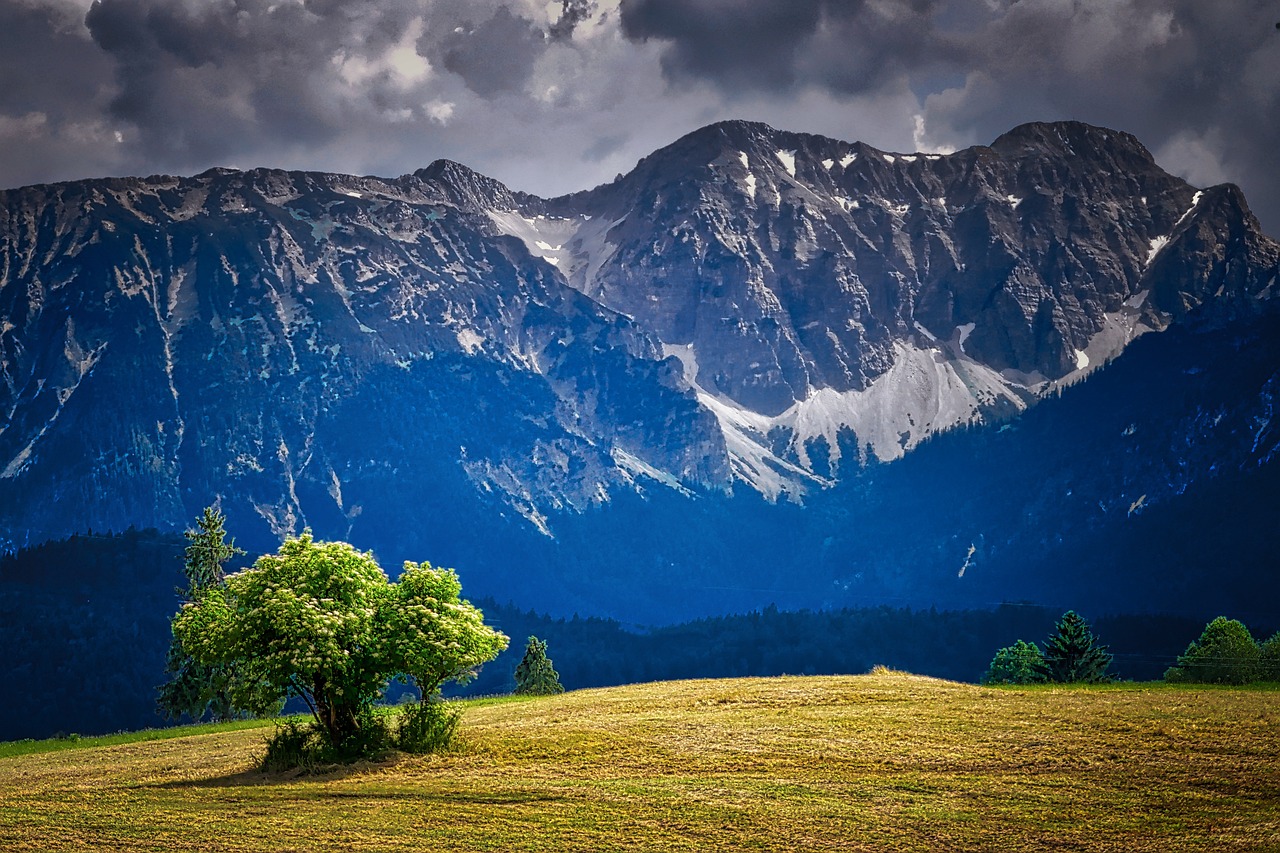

left=158, top=507, right=246, bottom=722
left=1164, top=617, right=1261, bottom=684
left=1037, top=611, right=1114, bottom=683
left=514, top=636, right=565, bottom=696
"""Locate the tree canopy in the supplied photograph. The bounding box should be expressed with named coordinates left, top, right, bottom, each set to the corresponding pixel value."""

left=1164, top=617, right=1261, bottom=684
left=982, top=639, right=1046, bottom=685
left=173, top=532, right=507, bottom=753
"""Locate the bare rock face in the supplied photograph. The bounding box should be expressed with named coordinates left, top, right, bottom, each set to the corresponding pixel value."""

left=518, top=119, right=1278, bottom=489
left=0, top=119, right=1277, bottom=551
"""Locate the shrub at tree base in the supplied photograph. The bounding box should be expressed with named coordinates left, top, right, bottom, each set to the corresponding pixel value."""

left=173, top=532, right=507, bottom=768
left=262, top=719, right=324, bottom=774
left=1164, top=617, right=1261, bottom=685
left=982, top=640, right=1046, bottom=685
left=396, top=702, right=462, bottom=754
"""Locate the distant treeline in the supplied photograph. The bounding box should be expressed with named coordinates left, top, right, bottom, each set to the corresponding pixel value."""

left=452, top=600, right=1226, bottom=699
left=1, top=529, right=1272, bottom=741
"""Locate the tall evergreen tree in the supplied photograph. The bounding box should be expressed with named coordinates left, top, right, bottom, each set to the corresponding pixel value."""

left=514, top=636, right=565, bottom=696
left=1037, top=611, right=1114, bottom=683
left=157, top=507, right=245, bottom=722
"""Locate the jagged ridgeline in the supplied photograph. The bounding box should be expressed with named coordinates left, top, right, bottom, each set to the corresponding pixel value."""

left=1, top=120, right=1278, bottom=621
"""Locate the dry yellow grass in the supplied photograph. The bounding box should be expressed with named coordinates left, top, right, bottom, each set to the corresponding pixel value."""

left=2, top=673, right=1278, bottom=851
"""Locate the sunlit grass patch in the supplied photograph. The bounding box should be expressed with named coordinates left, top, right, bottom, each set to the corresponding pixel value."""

left=0, top=715, right=286, bottom=759
left=1, top=675, right=1278, bottom=851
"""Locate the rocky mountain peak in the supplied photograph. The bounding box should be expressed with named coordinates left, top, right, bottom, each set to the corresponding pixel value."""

left=414, top=159, right=523, bottom=212
left=1, top=119, right=1277, bottom=550
left=990, top=120, right=1155, bottom=164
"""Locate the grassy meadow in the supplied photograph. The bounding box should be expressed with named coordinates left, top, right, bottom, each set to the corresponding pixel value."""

left=1, top=672, right=1277, bottom=851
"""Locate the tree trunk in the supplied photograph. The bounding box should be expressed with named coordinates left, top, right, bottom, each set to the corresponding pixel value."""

left=312, top=676, right=360, bottom=752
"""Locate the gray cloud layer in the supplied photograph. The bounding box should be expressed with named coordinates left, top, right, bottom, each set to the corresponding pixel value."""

left=0, top=0, right=1276, bottom=234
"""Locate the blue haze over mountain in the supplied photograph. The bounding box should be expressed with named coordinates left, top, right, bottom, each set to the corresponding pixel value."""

left=1, top=119, right=1278, bottom=623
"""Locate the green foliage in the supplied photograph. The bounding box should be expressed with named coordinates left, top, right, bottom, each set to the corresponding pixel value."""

left=182, top=507, right=243, bottom=590
left=982, top=639, right=1046, bottom=685
left=261, top=719, right=324, bottom=773
left=380, top=561, right=511, bottom=699
left=174, top=531, right=507, bottom=762
left=1038, top=611, right=1114, bottom=684
left=514, top=636, right=565, bottom=695
left=395, top=701, right=462, bottom=754
left=158, top=508, right=262, bottom=723
left=259, top=713, right=396, bottom=772
left=1262, top=632, right=1280, bottom=682
left=1164, top=617, right=1261, bottom=685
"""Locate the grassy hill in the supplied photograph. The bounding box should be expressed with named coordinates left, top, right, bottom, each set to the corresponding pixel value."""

left=2, top=673, right=1278, bottom=851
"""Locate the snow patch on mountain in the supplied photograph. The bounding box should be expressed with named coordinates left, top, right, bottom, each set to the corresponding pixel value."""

left=661, top=343, right=700, bottom=385
left=777, top=343, right=1027, bottom=466
left=486, top=210, right=584, bottom=270
left=1175, top=191, right=1203, bottom=228
left=1146, top=235, right=1169, bottom=266
left=694, top=388, right=823, bottom=500
left=612, top=447, right=691, bottom=496
left=775, top=149, right=797, bottom=177
left=1050, top=290, right=1155, bottom=390
left=456, top=327, right=484, bottom=354
left=486, top=209, right=621, bottom=297
left=684, top=339, right=1031, bottom=496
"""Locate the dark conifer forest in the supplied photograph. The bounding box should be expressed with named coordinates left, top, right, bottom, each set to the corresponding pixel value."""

left=2, top=529, right=1267, bottom=741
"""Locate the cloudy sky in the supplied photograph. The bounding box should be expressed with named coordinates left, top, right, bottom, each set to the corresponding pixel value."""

left=2, top=0, right=1277, bottom=232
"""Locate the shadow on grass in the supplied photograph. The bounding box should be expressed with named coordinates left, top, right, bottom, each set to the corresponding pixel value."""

left=146, top=754, right=570, bottom=807
left=149, top=769, right=570, bottom=805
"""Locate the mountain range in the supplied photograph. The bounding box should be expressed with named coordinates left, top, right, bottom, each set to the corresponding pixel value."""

left=2, top=118, right=1277, bottom=622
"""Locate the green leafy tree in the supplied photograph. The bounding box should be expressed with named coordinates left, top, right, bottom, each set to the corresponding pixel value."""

left=381, top=560, right=511, bottom=699
left=158, top=507, right=248, bottom=722
left=1164, top=617, right=1261, bottom=684
left=1037, top=611, right=1114, bottom=684
left=982, top=639, right=1046, bottom=685
left=1261, top=631, right=1280, bottom=682
left=514, top=636, right=565, bottom=695
left=174, top=532, right=507, bottom=757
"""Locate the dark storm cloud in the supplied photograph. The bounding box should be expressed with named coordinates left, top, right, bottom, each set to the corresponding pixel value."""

left=0, top=1, right=119, bottom=187
left=620, top=0, right=825, bottom=90
left=81, top=0, right=428, bottom=165
left=1, top=2, right=109, bottom=115
left=619, top=0, right=966, bottom=93
left=619, top=0, right=1280, bottom=234
left=434, top=5, right=547, bottom=98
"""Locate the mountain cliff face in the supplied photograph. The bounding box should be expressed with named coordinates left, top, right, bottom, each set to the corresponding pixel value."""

left=497, top=120, right=1278, bottom=492
left=1, top=119, right=1278, bottom=619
